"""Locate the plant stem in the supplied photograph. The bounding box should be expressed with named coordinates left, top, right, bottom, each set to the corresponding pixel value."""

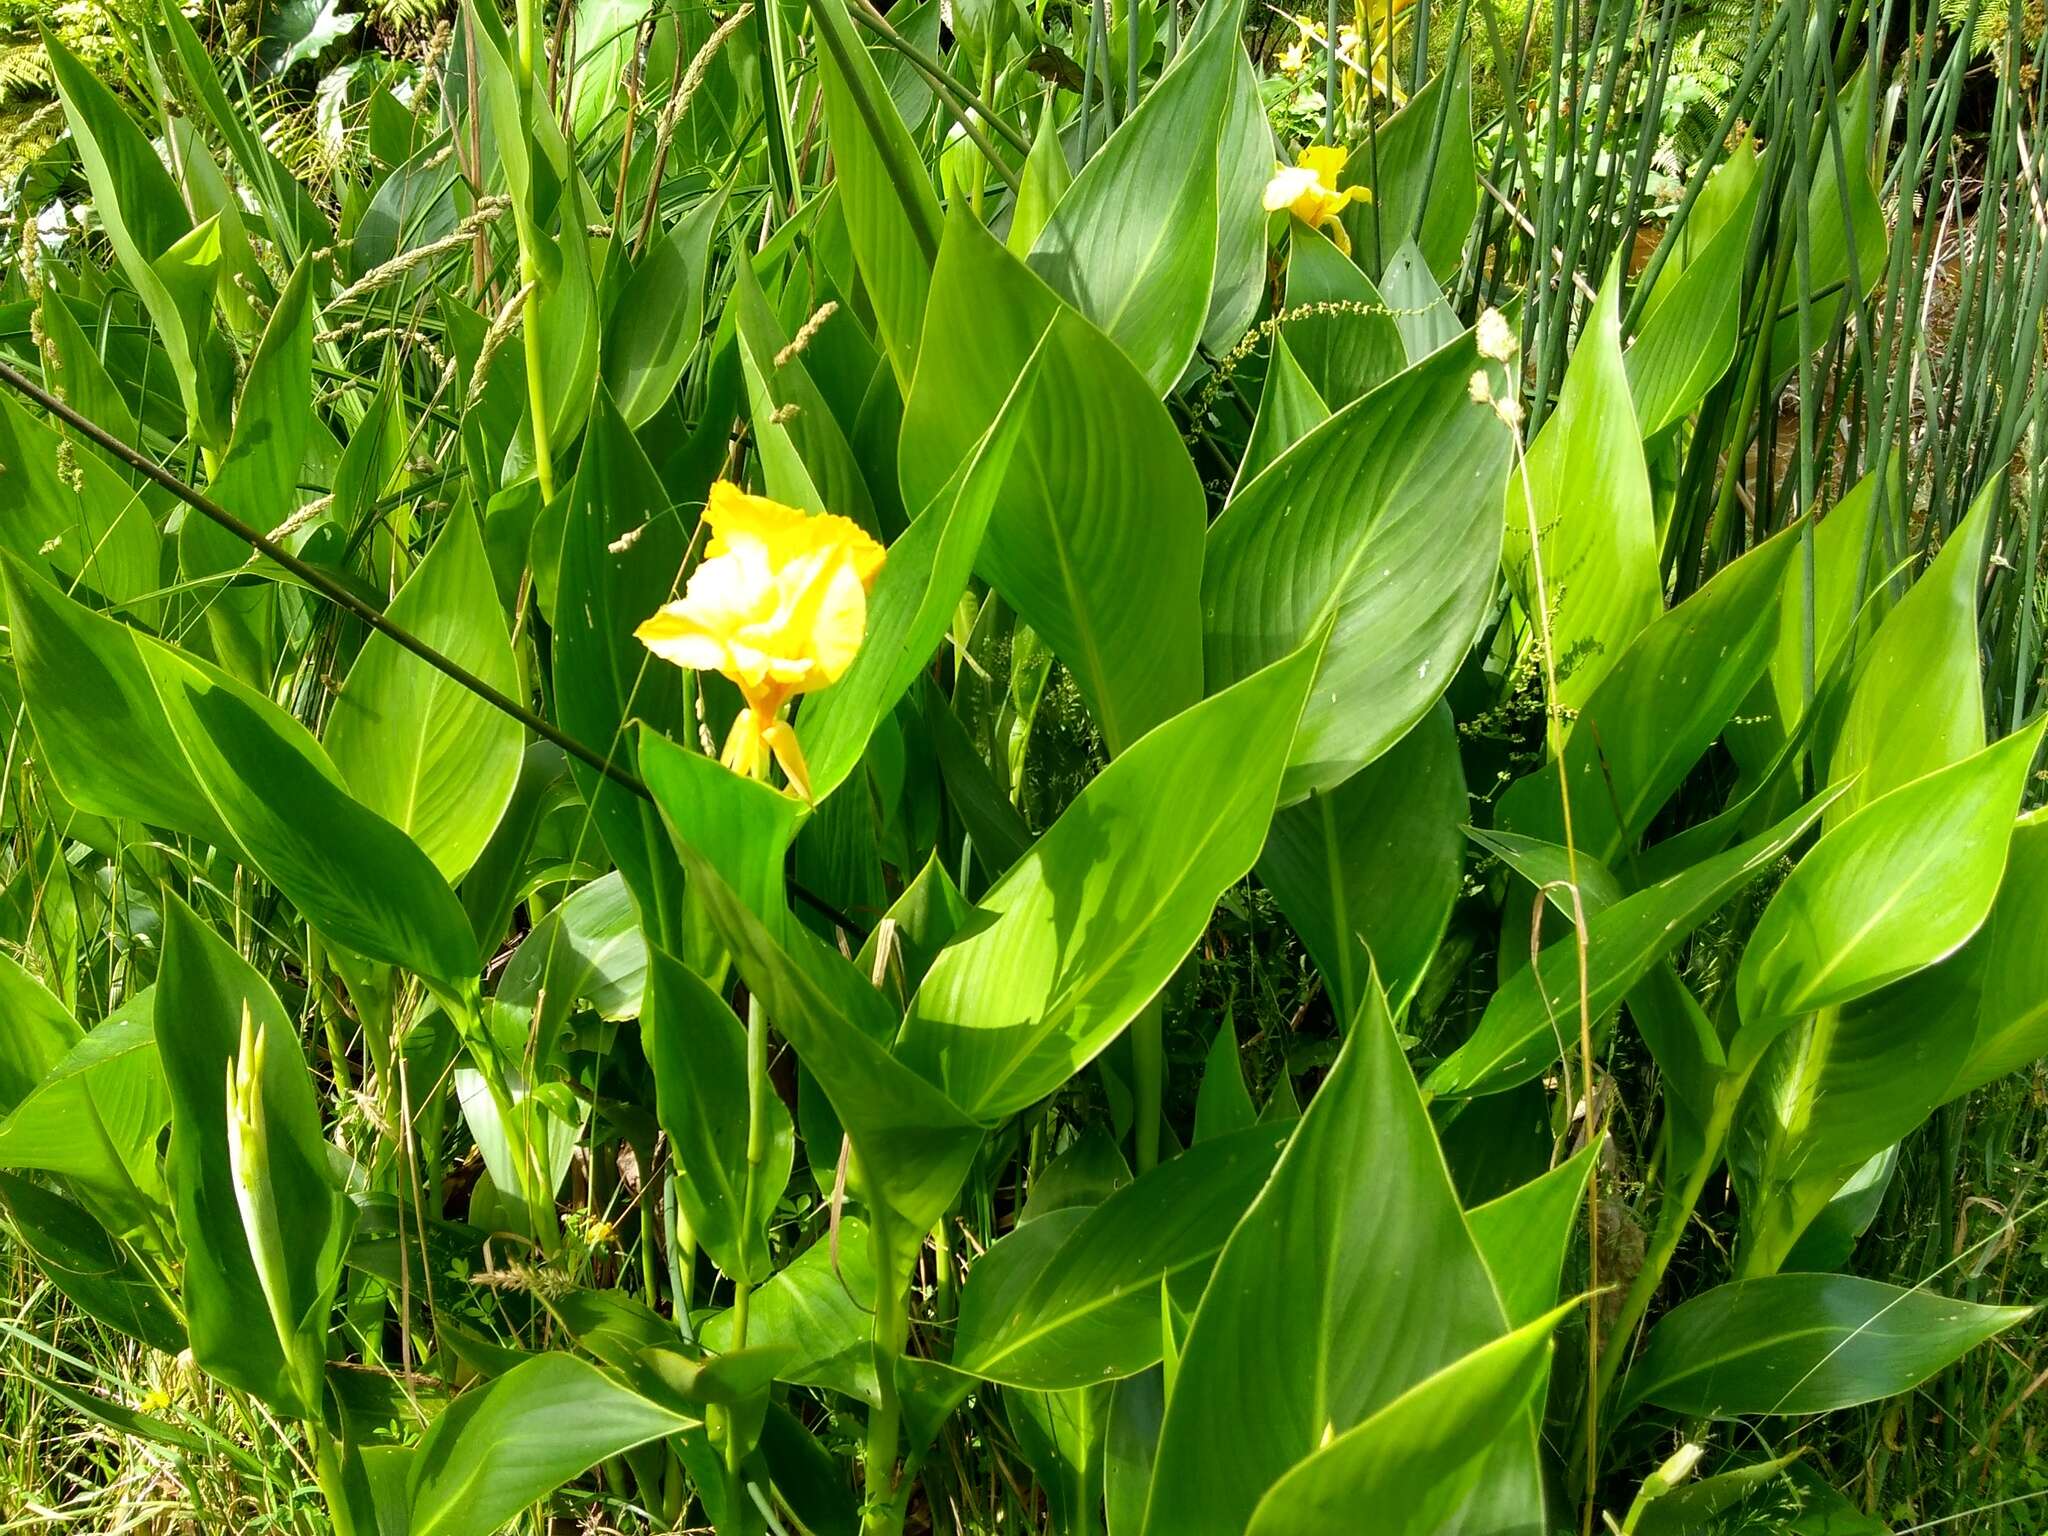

left=511, top=0, right=557, bottom=503
left=861, top=1200, right=909, bottom=1536
left=1133, top=1002, right=1163, bottom=1174
left=1590, top=1070, right=1745, bottom=1421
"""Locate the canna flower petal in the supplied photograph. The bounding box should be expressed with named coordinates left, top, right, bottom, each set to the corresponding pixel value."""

left=639, top=481, right=887, bottom=795
left=1264, top=145, right=1375, bottom=254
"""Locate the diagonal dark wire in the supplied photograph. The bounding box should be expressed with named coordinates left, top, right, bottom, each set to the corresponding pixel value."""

left=0, top=354, right=646, bottom=795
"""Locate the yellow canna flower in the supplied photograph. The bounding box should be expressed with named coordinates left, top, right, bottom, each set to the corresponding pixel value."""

left=1262, top=144, right=1372, bottom=256
left=636, top=482, right=886, bottom=800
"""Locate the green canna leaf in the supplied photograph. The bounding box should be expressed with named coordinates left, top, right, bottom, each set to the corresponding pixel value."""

left=1737, top=722, right=2044, bottom=1043
left=896, top=641, right=1317, bottom=1123
left=157, top=896, right=351, bottom=1418
left=1429, top=788, right=1843, bottom=1098
left=1026, top=0, right=1240, bottom=392
left=406, top=1354, right=699, bottom=1536
left=1468, top=1144, right=1598, bottom=1329
left=1144, top=983, right=1541, bottom=1536
left=0, top=987, right=168, bottom=1240
left=0, top=1170, right=184, bottom=1355
left=1620, top=1274, right=2030, bottom=1418
left=808, top=0, right=941, bottom=393
left=902, top=211, right=1204, bottom=755
left=1823, top=480, right=1995, bottom=820
left=1505, top=264, right=1659, bottom=712
left=1497, top=521, right=1799, bottom=866
left=1, top=556, right=476, bottom=989
left=1280, top=226, right=1405, bottom=410
left=1258, top=702, right=1466, bottom=1018
left=551, top=388, right=694, bottom=949
left=953, top=1122, right=1290, bottom=1389
left=642, top=943, right=791, bottom=1284
left=327, top=508, right=522, bottom=883
left=1340, top=66, right=1478, bottom=285
left=1205, top=337, right=1508, bottom=802
left=1241, top=1305, right=1568, bottom=1536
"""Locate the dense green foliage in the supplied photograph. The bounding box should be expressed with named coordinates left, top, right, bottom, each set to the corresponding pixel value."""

left=0, top=0, right=2046, bottom=1531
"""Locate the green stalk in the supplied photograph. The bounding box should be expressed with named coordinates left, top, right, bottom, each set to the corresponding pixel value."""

left=721, top=992, right=772, bottom=1524
left=1589, top=1067, right=1747, bottom=1422
left=511, top=0, right=557, bottom=503
left=860, top=1192, right=910, bottom=1536
left=1132, top=1002, right=1163, bottom=1174
left=313, top=1427, right=361, bottom=1536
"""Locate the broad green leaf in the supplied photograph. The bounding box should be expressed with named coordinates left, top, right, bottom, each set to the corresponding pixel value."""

left=657, top=781, right=982, bottom=1287
left=1733, top=983, right=1974, bottom=1276
left=1506, top=266, right=1659, bottom=711
left=1765, top=461, right=1894, bottom=743
left=327, top=508, right=523, bottom=883
left=643, top=944, right=790, bottom=1284
left=181, top=258, right=312, bottom=687
left=1626, top=148, right=1758, bottom=436
left=1241, top=1306, right=1565, bottom=1536
left=604, top=185, right=725, bottom=427
left=0, top=1169, right=182, bottom=1355
left=2, top=557, right=476, bottom=989
left=1006, top=1378, right=1109, bottom=1534
left=1027, top=0, right=1239, bottom=391
left=809, top=0, right=940, bottom=392
left=552, top=389, right=693, bottom=948
left=1620, top=1274, right=2030, bottom=1418
left=1232, top=331, right=1329, bottom=495
left=1738, top=723, right=2043, bottom=1039
left=1007, top=102, right=1071, bottom=258
left=1281, top=227, right=1404, bottom=410
left=1378, top=241, right=1460, bottom=364
left=140, top=641, right=475, bottom=989
left=1734, top=797, right=2048, bottom=1269
left=1781, top=1146, right=1898, bottom=1274
left=1498, top=522, right=1798, bottom=865
left=1429, top=789, right=1842, bottom=1097
left=897, top=642, right=1318, bottom=1122
left=638, top=728, right=807, bottom=943
left=1204, top=338, right=1509, bottom=801
left=496, top=870, right=648, bottom=1050
left=701, top=1218, right=880, bottom=1403
left=0, top=552, right=233, bottom=847
left=1948, top=809, right=2048, bottom=1096
left=1343, top=67, right=1478, bottom=284
left=1765, top=68, right=1887, bottom=374
left=43, top=30, right=231, bottom=448
left=1142, top=986, right=1532, bottom=1536
left=1468, top=1144, right=1597, bottom=1328
left=1206, top=39, right=1276, bottom=354
left=159, top=2, right=329, bottom=255
left=0, top=392, right=159, bottom=619
left=0, top=991, right=167, bottom=1238
left=798, top=354, right=1035, bottom=803
left=733, top=251, right=876, bottom=530
left=953, top=1123, right=1290, bottom=1389
left=1193, top=1014, right=1258, bottom=1142
left=1824, top=482, right=1993, bottom=819
left=158, top=896, right=349, bottom=1418
left=903, top=212, right=1204, bottom=755
left=0, top=950, right=81, bottom=1113
left=407, top=1354, right=697, bottom=1536
left=1259, top=702, right=1465, bottom=1017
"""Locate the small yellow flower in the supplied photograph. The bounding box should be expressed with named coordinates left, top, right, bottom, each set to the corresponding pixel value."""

left=1279, top=40, right=1305, bottom=72
left=636, top=482, right=886, bottom=800
left=1263, top=145, right=1372, bottom=256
